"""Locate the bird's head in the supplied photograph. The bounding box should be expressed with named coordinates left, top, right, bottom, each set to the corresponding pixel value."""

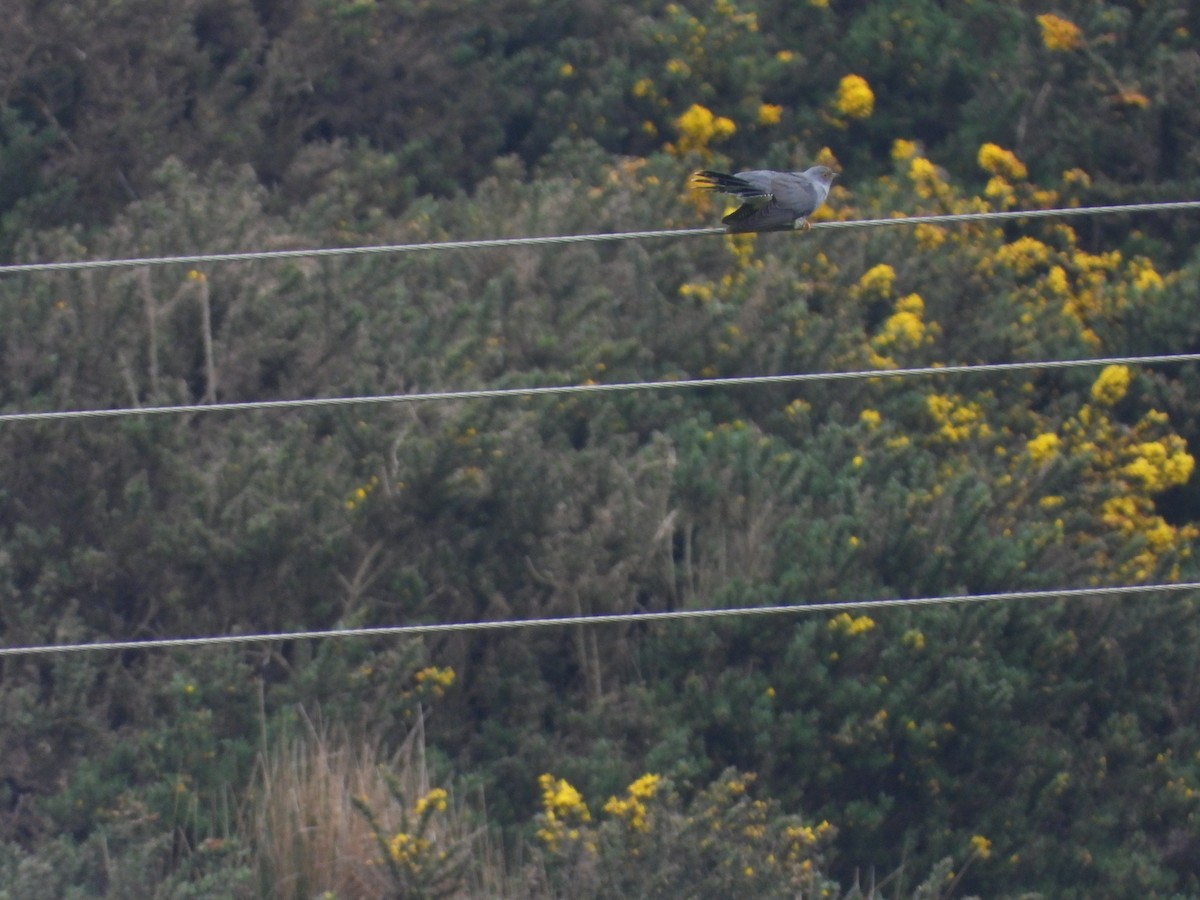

left=806, top=165, right=839, bottom=185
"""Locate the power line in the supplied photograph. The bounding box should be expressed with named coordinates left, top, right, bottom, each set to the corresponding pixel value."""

left=2, top=201, right=1197, bottom=275
left=3, top=352, right=1198, bottom=425
left=1, top=581, right=1195, bottom=658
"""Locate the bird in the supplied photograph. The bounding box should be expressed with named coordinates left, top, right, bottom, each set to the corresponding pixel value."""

left=689, top=165, right=838, bottom=233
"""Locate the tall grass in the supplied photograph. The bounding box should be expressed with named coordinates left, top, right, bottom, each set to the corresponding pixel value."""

left=249, top=712, right=487, bottom=899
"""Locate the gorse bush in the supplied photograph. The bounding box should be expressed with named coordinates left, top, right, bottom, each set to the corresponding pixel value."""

left=2, top=1, right=1200, bottom=897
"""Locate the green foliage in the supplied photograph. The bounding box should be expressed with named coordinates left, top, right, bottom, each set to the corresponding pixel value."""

left=3, top=1, right=1197, bottom=234
left=533, top=769, right=843, bottom=898
left=0, top=810, right=251, bottom=900
left=354, top=777, right=469, bottom=899
left=3, top=2, right=1200, bottom=896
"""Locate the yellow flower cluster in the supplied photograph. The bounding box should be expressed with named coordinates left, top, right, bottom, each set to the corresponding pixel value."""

left=1052, top=403, right=1198, bottom=580
left=1090, top=365, right=1131, bottom=407
left=671, top=103, right=736, bottom=157
left=874, top=293, right=933, bottom=354
left=388, top=831, right=432, bottom=869
left=833, top=74, right=874, bottom=120
left=1100, top=493, right=1192, bottom=581
left=859, top=408, right=882, bottom=431
left=757, top=103, right=783, bottom=125
left=603, top=773, right=661, bottom=832
left=1026, top=431, right=1061, bottom=464
left=1113, top=89, right=1150, bottom=109
left=536, top=773, right=591, bottom=851
left=978, top=143, right=1028, bottom=180
left=926, top=392, right=991, bottom=444
left=344, top=473, right=380, bottom=510
left=1122, top=436, right=1195, bottom=493
left=414, top=666, right=456, bottom=698
left=1044, top=264, right=1070, bottom=296
left=827, top=612, right=876, bottom=636
left=679, top=281, right=715, bottom=303
left=913, top=223, right=946, bottom=251
left=891, top=138, right=918, bottom=162
left=856, top=263, right=896, bottom=297
left=1102, top=497, right=1172, bottom=550
left=414, top=787, right=448, bottom=817
left=970, top=834, right=992, bottom=859
left=784, top=820, right=833, bottom=864
left=1037, top=13, right=1083, bottom=52
left=984, top=175, right=1016, bottom=209
left=907, top=156, right=942, bottom=199
left=902, top=629, right=926, bottom=651
left=714, top=0, right=758, bottom=30
left=1063, top=167, right=1091, bottom=188
left=1166, top=775, right=1198, bottom=800
left=539, top=773, right=591, bottom=822
left=1050, top=238, right=1125, bottom=348
left=1129, top=256, right=1164, bottom=291
left=991, top=236, right=1050, bottom=276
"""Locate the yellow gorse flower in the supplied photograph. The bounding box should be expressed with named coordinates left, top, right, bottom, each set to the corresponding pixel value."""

left=1027, top=432, right=1061, bottom=463
left=925, top=392, right=989, bottom=443
left=834, top=74, right=874, bottom=120
left=627, top=773, right=661, bottom=799
left=1129, top=257, right=1164, bottom=291
left=672, top=103, right=736, bottom=156
left=1037, top=13, right=1083, bottom=52
left=970, top=834, right=992, bottom=859
left=828, top=612, right=876, bottom=636
left=388, top=831, right=431, bottom=867
left=993, top=236, right=1050, bottom=276
left=907, top=156, right=942, bottom=199
left=891, top=138, right=918, bottom=162
left=1090, top=365, right=1131, bottom=407
left=913, top=222, right=945, bottom=251
left=603, top=773, right=661, bottom=832
left=414, top=666, right=456, bottom=697
left=414, top=787, right=448, bottom=817
left=857, top=263, right=896, bottom=296
left=1122, top=437, right=1194, bottom=493
left=539, top=773, right=591, bottom=822
left=978, top=143, right=1028, bottom=180
left=874, top=294, right=930, bottom=353
left=757, top=103, right=783, bottom=125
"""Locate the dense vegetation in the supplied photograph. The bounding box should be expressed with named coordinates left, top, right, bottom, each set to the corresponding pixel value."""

left=2, top=1, right=1200, bottom=896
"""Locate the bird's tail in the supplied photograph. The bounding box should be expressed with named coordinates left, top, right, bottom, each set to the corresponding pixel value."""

left=689, top=170, right=754, bottom=196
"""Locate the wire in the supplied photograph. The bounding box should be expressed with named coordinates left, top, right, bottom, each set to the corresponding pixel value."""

left=3, top=352, right=1198, bottom=425
left=2, top=201, right=1197, bottom=275
left=1, top=581, right=1195, bottom=658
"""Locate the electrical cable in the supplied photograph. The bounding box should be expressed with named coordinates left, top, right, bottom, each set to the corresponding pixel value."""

left=2, top=201, right=1197, bottom=275
left=1, top=581, right=1195, bottom=658
left=3, top=200, right=1199, bottom=658
left=3, top=352, right=1198, bottom=425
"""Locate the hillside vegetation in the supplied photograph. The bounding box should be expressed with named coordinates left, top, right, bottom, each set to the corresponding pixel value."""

left=2, top=1, right=1200, bottom=897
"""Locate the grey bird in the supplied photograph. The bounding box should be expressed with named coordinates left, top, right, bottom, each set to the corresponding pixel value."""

left=690, top=165, right=838, bottom=233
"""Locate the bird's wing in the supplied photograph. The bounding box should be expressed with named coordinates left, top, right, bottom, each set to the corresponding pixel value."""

left=770, top=172, right=821, bottom=218
left=721, top=199, right=799, bottom=233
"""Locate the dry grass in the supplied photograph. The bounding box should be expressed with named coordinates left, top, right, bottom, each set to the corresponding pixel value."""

left=249, top=713, right=458, bottom=899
